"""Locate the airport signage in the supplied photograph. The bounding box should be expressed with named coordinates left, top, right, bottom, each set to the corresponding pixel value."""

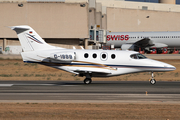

left=107, top=35, right=129, bottom=41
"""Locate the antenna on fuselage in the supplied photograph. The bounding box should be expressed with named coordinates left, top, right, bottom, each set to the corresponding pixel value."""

left=73, top=46, right=76, bottom=49
left=80, top=46, right=84, bottom=49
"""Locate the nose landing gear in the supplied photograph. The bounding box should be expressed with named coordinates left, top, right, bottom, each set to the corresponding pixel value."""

left=150, top=72, right=156, bottom=85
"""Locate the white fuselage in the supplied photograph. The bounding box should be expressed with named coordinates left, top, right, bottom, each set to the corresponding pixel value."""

left=10, top=25, right=176, bottom=84
left=106, top=31, right=180, bottom=48
left=21, top=49, right=175, bottom=77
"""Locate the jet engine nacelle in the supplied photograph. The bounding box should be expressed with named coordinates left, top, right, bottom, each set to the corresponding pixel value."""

left=150, top=43, right=168, bottom=48
left=121, top=43, right=134, bottom=50
left=50, top=52, right=75, bottom=62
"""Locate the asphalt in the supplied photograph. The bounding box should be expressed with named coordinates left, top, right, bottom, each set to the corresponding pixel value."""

left=0, top=81, right=180, bottom=103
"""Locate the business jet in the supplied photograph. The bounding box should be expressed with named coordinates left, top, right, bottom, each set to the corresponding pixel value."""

left=10, top=26, right=176, bottom=85
left=106, top=31, right=180, bottom=52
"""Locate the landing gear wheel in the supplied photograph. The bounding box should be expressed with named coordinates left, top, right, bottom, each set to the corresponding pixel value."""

left=150, top=79, right=156, bottom=85
left=149, top=72, right=156, bottom=85
left=84, top=78, right=92, bottom=85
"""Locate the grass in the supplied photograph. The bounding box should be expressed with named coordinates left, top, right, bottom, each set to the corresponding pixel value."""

left=0, top=74, right=12, bottom=77
left=0, top=74, right=22, bottom=77
left=0, top=103, right=180, bottom=120
left=74, top=77, right=80, bottom=81
left=14, top=74, right=21, bottom=77
left=14, top=62, right=20, bottom=66
left=35, top=74, right=46, bottom=77
left=117, top=78, right=121, bottom=81
left=24, top=63, right=37, bottom=67
left=0, top=63, right=4, bottom=66
left=47, top=74, right=56, bottom=77
left=175, top=72, right=179, bottom=77
left=23, top=73, right=29, bottom=77
left=58, top=74, right=62, bottom=77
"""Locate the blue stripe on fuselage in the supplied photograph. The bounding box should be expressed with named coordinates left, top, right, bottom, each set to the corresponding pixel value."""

left=24, top=61, right=175, bottom=70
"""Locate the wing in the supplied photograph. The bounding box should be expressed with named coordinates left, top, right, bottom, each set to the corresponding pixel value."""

left=122, top=38, right=154, bottom=50
left=127, top=37, right=168, bottom=49
left=133, top=38, right=154, bottom=48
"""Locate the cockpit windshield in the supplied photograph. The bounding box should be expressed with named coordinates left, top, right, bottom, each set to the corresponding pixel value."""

left=130, top=53, right=147, bottom=59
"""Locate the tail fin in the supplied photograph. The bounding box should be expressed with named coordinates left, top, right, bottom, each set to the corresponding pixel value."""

left=10, top=25, right=60, bottom=52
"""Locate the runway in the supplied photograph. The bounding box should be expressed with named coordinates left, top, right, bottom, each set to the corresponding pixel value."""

left=0, top=81, right=180, bottom=103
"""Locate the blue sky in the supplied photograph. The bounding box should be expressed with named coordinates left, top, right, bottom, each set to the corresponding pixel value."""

left=125, top=0, right=180, bottom=4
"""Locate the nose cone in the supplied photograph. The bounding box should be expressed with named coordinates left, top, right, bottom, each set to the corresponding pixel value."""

left=163, top=63, right=176, bottom=71
left=148, top=59, right=176, bottom=72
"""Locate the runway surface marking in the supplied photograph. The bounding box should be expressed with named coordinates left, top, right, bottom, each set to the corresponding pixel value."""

left=0, top=84, right=79, bottom=87
left=0, top=84, right=13, bottom=87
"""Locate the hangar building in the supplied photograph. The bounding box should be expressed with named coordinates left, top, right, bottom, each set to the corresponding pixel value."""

left=0, top=0, right=180, bottom=54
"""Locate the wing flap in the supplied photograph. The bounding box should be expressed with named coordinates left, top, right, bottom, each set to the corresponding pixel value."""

left=74, top=68, right=111, bottom=74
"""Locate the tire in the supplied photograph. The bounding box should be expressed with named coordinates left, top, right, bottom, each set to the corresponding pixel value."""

left=84, top=78, right=92, bottom=84
left=150, top=79, right=156, bottom=85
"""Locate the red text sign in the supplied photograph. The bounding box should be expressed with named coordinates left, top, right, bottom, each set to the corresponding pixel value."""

left=107, top=35, right=129, bottom=41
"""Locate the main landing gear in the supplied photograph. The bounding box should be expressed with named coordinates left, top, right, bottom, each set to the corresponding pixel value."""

left=150, top=72, right=156, bottom=85
left=84, top=78, right=92, bottom=84
left=83, top=73, right=92, bottom=85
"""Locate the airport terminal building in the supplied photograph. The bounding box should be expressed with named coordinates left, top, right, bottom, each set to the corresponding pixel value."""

left=0, top=0, right=180, bottom=54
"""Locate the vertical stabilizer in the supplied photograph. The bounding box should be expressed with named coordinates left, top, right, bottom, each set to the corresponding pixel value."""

left=10, top=25, right=61, bottom=52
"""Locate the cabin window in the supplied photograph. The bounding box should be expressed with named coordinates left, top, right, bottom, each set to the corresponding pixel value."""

left=111, top=54, right=116, bottom=59
left=137, top=54, right=147, bottom=59
left=92, top=53, right=97, bottom=58
left=100, top=52, right=108, bottom=61
left=130, top=53, right=147, bottom=59
left=130, top=54, right=138, bottom=59
left=102, top=54, right=106, bottom=59
left=84, top=53, right=89, bottom=58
